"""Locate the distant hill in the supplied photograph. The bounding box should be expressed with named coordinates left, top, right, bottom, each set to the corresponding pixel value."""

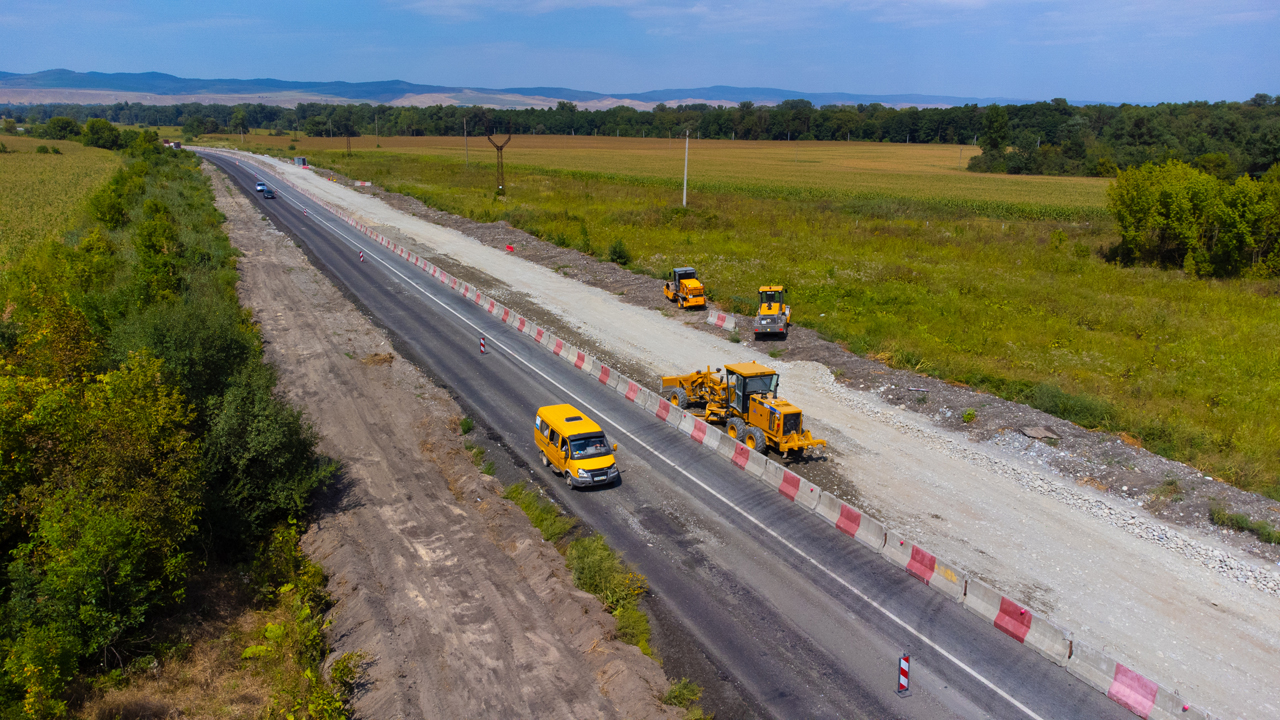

left=0, top=69, right=1047, bottom=110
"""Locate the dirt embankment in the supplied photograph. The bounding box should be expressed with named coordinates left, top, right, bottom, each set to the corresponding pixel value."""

left=205, top=162, right=683, bottom=719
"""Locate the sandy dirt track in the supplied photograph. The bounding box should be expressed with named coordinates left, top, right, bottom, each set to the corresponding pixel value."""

left=206, top=163, right=683, bottom=720
left=237, top=150, right=1280, bottom=719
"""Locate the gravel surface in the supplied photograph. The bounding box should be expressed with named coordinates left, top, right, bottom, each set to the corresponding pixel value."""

left=246, top=153, right=1280, bottom=719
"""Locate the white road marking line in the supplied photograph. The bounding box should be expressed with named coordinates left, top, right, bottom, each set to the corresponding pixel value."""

left=213, top=153, right=1049, bottom=720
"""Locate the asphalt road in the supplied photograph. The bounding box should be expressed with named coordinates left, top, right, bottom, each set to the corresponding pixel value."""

left=200, top=150, right=1134, bottom=720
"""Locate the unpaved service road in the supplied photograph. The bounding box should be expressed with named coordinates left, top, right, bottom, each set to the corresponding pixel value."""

left=206, top=163, right=683, bottom=719
left=229, top=149, right=1280, bottom=719
left=203, top=150, right=1136, bottom=720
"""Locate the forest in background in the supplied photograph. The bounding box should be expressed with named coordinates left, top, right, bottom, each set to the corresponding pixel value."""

left=4, top=92, right=1278, bottom=177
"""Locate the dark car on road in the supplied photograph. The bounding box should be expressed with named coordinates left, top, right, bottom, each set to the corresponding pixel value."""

left=263, top=188, right=275, bottom=199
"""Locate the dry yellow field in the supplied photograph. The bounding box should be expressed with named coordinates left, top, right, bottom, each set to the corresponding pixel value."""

left=216, top=134, right=1110, bottom=210
left=0, top=135, right=121, bottom=256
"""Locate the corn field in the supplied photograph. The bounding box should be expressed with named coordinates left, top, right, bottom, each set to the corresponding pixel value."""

left=0, top=136, right=121, bottom=261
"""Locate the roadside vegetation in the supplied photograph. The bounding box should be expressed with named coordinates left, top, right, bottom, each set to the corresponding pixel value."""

left=500, top=480, right=708, bottom=716
left=0, top=135, right=350, bottom=716
left=241, top=145, right=1280, bottom=499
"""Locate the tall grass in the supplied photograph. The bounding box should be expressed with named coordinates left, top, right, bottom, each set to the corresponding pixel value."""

left=263, top=148, right=1280, bottom=498
left=0, top=136, right=121, bottom=262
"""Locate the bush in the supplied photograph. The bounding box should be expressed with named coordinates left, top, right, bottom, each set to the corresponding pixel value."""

left=606, top=238, right=632, bottom=265
left=502, top=483, right=577, bottom=542
left=1209, top=505, right=1280, bottom=544
left=662, top=678, right=703, bottom=708
left=1106, top=160, right=1280, bottom=277
left=202, top=362, right=336, bottom=549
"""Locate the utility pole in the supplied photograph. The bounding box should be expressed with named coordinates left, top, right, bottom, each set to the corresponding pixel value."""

left=682, top=129, right=689, bottom=208
left=463, top=118, right=469, bottom=168
left=487, top=127, right=513, bottom=195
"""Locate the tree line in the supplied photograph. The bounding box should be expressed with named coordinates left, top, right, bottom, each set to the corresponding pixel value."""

left=4, top=93, right=1278, bottom=177
left=0, top=137, right=333, bottom=713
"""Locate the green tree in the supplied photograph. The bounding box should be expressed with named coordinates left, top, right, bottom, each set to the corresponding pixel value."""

left=81, top=118, right=121, bottom=149
left=979, top=105, right=1009, bottom=154
left=43, top=117, right=81, bottom=140
left=1107, top=159, right=1279, bottom=276
left=228, top=108, right=249, bottom=135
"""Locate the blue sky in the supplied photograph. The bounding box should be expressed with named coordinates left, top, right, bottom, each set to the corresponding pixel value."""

left=2, top=0, right=1276, bottom=103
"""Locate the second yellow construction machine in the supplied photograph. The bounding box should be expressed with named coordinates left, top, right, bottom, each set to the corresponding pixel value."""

left=660, top=361, right=826, bottom=457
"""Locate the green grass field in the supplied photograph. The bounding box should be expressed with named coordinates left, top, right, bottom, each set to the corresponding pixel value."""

left=0, top=135, right=121, bottom=261
left=210, top=133, right=1111, bottom=221
left=222, top=141, right=1280, bottom=498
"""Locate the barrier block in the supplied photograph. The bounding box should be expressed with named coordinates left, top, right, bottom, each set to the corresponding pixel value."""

left=1066, top=641, right=1118, bottom=695
left=705, top=311, right=736, bottom=331
left=655, top=398, right=673, bottom=423
left=834, top=500, right=885, bottom=553
left=1152, top=686, right=1209, bottom=720
left=501, top=307, right=510, bottom=323
left=597, top=365, right=612, bottom=386
left=552, top=338, right=563, bottom=355
left=536, top=328, right=547, bottom=344
left=995, top=596, right=1033, bottom=643
left=906, top=545, right=937, bottom=584
left=690, top=419, right=711, bottom=444
left=778, top=468, right=801, bottom=500
left=929, top=558, right=967, bottom=603
left=1107, top=663, right=1158, bottom=718
left=698, top=423, right=722, bottom=449
left=963, top=579, right=1069, bottom=665
left=794, top=479, right=821, bottom=510
left=883, top=530, right=912, bottom=570
left=662, top=401, right=682, bottom=428
left=1024, top=613, right=1071, bottom=666
left=760, top=460, right=786, bottom=492
left=517, top=317, right=527, bottom=332
left=676, top=411, right=696, bottom=436
left=621, top=379, right=640, bottom=402
left=738, top=447, right=768, bottom=478
left=717, top=437, right=746, bottom=465
left=814, top=492, right=842, bottom=525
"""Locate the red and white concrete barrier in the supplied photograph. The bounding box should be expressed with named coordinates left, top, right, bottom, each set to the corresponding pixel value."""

left=705, top=311, right=736, bottom=331
left=813, top=494, right=886, bottom=552
left=963, top=578, right=1070, bottom=666
left=882, top=530, right=966, bottom=602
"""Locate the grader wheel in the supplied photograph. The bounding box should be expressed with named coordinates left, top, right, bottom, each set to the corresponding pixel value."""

left=668, top=387, right=689, bottom=408
left=743, top=427, right=766, bottom=452
left=726, top=417, right=746, bottom=440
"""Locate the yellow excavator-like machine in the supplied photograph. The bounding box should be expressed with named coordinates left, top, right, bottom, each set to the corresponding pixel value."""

left=659, top=361, right=826, bottom=457
left=752, top=285, right=790, bottom=339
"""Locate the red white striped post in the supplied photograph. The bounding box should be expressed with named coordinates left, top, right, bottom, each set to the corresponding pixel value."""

left=480, top=336, right=487, bottom=354
left=359, top=251, right=364, bottom=262
left=897, top=654, right=912, bottom=697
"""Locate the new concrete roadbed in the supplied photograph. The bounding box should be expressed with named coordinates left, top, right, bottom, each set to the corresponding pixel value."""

left=202, top=150, right=1134, bottom=720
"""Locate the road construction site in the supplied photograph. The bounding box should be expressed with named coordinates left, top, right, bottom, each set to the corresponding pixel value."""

left=204, top=148, right=1279, bottom=719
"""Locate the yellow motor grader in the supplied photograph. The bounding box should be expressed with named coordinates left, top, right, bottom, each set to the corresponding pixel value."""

left=659, top=361, right=826, bottom=457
